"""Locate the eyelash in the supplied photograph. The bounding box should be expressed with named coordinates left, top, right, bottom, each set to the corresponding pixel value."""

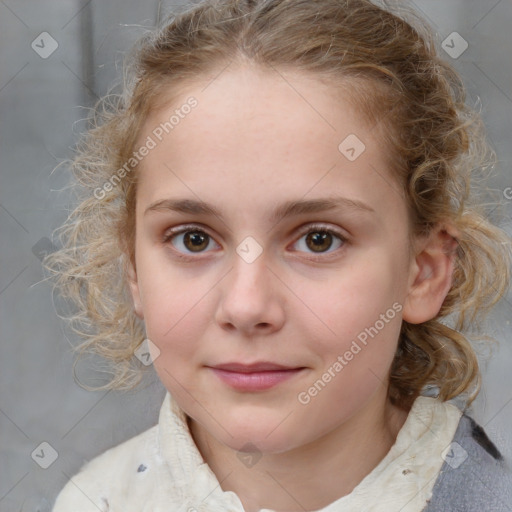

left=161, top=223, right=348, bottom=260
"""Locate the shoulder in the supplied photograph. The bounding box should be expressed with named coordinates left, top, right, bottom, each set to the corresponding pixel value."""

left=52, top=425, right=160, bottom=512
left=424, top=412, right=512, bottom=512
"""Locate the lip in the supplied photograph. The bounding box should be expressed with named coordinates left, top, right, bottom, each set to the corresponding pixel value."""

left=212, top=362, right=299, bottom=372
left=208, top=362, right=306, bottom=391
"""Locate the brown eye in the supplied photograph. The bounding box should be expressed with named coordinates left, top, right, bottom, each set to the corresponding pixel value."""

left=292, top=226, right=345, bottom=255
left=305, top=231, right=334, bottom=252
left=164, top=227, right=218, bottom=255
left=183, top=231, right=209, bottom=252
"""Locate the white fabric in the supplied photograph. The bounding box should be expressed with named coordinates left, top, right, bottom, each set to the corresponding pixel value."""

left=52, top=392, right=462, bottom=512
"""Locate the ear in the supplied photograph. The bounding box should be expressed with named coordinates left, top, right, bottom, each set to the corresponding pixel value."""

left=402, top=226, right=459, bottom=324
left=126, top=258, right=144, bottom=319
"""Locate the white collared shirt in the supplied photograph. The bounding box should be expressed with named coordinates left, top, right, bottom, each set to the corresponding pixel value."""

left=52, top=392, right=462, bottom=512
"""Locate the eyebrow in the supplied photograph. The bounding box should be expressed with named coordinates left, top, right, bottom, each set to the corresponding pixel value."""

left=144, top=196, right=375, bottom=224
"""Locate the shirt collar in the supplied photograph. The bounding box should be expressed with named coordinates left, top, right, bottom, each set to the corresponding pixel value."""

left=156, top=391, right=462, bottom=511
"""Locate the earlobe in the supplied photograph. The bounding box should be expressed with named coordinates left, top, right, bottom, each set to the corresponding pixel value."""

left=402, top=227, right=458, bottom=325
left=126, top=259, right=144, bottom=319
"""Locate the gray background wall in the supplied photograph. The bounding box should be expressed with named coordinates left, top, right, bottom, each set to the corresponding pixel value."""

left=1, top=1, right=511, bottom=510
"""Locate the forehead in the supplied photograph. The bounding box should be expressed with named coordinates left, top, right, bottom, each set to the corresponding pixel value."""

left=134, top=64, right=403, bottom=220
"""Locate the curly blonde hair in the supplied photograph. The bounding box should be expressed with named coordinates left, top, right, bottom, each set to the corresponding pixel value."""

left=44, top=0, right=512, bottom=410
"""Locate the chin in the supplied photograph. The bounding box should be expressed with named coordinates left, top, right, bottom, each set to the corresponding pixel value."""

left=204, top=409, right=307, bottom=455
left=222, top=430, right=300, bottom=455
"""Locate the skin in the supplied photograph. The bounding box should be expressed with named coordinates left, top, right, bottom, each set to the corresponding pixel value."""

left=127, top=63, right=457, bottom=511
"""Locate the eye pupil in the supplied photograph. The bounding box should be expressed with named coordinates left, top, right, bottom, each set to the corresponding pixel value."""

left=184, top=231, right=209, bottom=252
left=306, top=231, right=332, bottom=252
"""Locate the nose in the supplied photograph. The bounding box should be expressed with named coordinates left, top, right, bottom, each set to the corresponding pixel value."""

left=214, top=255, right=286, bottom=337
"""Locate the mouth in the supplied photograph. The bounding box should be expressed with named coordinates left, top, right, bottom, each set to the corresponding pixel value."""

left=207, top=362, right=307, bottom=391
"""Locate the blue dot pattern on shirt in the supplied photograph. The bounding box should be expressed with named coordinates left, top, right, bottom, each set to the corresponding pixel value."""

left=137, top=463, right=147, bottom=473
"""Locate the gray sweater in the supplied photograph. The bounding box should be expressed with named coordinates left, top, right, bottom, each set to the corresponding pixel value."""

left=423, top=413, right=512, bottom=511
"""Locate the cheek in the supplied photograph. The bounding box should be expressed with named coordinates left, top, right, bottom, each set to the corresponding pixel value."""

left=140, top=272, right=213, bottom=393
left=307, top=254, right=402, bottom=340
left=135, top=251, right=213, bottom=355
left=295, top=250, right=405, bottom=395
left=293, top=264, right=403, bottom=429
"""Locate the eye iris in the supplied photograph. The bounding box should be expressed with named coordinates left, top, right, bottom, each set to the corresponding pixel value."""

left=306, top=231, right=332, bottom=252
left=184, top=231, right=209, bottom=252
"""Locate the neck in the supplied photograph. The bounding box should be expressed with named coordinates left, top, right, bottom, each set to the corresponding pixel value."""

left=189, top=390, right=410, bottom=512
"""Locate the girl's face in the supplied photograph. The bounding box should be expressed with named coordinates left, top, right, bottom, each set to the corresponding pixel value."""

left=129, top=64, right=418, bottom=453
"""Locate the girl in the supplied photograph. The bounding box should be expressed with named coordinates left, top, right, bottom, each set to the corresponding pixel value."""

left=47, top=0, right=512, bottom=510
